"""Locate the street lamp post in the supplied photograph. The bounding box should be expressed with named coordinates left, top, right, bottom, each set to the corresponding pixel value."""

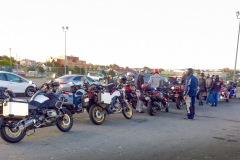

left=9, top=48, right=12, bottom=67
left=233, top=11, right=240, bottom=82
left=62, top=26, right=68, bottom=75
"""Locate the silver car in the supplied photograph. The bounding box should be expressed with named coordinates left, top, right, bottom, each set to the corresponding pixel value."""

left=55, top=74, right=102, bottom=91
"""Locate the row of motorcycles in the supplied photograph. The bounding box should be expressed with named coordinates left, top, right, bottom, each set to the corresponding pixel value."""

left=0, top=75, right=190, bottom=143
left=0, top=74, right=237, bottom=143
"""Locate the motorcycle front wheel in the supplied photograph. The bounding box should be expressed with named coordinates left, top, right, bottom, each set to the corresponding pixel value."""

left=122, top=102, right=133, bottom=119
left=56, top=109, right=73, bottom=132
left=89, top=105, right=106, bottom=125
left=147, top=101, right=158, bottom=116
left=176, top=98, right=181, bottom=109
left=0, top=119, right=26, bottom=143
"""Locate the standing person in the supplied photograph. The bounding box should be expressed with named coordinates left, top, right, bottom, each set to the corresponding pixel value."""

left=205, top=74, right=213, bottom=105
left=148, top=69, right=164, bottom=89
left=136, top=69, right=145, bottom=113
left=106, top=75, right=114, bottom=84
left=210, top=75, right=222, bottom=107
left=198, top=73, right=207, bottom=106
left=183, top=68, right=199, bottom=120
left=181, top=71, right=187, bottom=85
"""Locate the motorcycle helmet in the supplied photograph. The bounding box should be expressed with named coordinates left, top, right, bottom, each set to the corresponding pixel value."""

left=153, top=68, right=159, bottom=74
left=141, top=83, right=152, bottom=92
left=186, top=68, right=194, bottom=76
left=118, top=75, right=127, bottom=84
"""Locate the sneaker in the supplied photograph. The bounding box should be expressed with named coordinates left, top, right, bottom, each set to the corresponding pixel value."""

left=138, top=110, right=145, bottom=113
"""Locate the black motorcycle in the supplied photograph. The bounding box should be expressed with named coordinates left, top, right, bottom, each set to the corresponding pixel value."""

left=140, top=84, right=169, bottom=116
left=0, top=79, right=73, bottom=143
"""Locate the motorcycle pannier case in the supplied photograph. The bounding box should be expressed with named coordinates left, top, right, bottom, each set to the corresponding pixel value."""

left=2, top=98, right=28, bottom=117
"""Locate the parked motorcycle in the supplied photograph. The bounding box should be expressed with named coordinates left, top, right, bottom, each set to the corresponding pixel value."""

left=218, top=87, right=229, bottom=102
left=88, top=83, right=133, bottom=125
left=60, top=77, right=105, bottom=114
left=125, top=82, right=137, bottom=110
left=0, top=77, right=73, bottom=143
left=140, top=83, right=169, bottom=116
left=169, top=84, right=186, bottom=109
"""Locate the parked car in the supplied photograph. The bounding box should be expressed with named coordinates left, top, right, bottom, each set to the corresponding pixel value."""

left=87, top=72, right=105, bottom=81
left=0, top=71, right=36, bottom=97
left=55, top=74, right=102, bottom=91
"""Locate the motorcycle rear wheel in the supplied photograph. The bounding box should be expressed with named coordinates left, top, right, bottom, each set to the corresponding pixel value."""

left=122, top=102, right=133, bottom=119
left=147, top=101, right=158, bottom=116
left=176, top=98, right=181, bottom=109
left=56, top=109, right=73, bottom=132
left=89, top=105, right=106, bottom=125
left=0, top=119, right=26, bottom=143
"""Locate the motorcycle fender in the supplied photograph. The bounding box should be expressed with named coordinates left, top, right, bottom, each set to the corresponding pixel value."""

left=60, top=107, right=70, bottom=114
left=110, top=91, right=120, bottom=98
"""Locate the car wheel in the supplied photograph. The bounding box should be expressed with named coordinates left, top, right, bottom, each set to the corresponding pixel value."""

left=25, top=86, right=35, bottom=97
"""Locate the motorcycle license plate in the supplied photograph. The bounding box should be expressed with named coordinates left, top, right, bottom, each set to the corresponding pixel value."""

left=174, top=94, right=179, bottom=97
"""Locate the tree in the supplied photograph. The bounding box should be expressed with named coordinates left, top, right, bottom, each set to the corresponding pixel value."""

left=159, top=68, right=165, bottom=73
left=0, top=55, right=16, bottom=67
left=36, top=66, right=45, bottom=74
left=107, top=69, right=116, bottom=77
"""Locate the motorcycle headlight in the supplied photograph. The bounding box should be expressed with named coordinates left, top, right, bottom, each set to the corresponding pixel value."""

left=171, top=86, right=174, bottom=90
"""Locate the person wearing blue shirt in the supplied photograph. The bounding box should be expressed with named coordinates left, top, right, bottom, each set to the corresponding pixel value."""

left=183, top=68, right=199, bottom=120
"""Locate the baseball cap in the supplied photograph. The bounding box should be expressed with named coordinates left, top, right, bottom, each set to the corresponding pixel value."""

left=140, top=69, right=145, bottom=72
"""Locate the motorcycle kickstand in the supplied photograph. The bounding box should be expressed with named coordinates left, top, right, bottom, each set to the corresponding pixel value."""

left=26, top=129, right=36, bottom=136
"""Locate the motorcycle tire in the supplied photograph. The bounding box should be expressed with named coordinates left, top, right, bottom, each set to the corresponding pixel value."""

left=176, top=98, right=181, bottom=109
left=56, top=109, right=73, bottom=132
left=0, top=119, right=26, bottom=143
left=122, top=102, right=133, bottom=119
left=165, top=107, right=169, bottom=112
left=147, top=101, right=158, bottom=116
left=89, top=105, right=106, bottom=125
left=131, top=101, right=137, bottom=110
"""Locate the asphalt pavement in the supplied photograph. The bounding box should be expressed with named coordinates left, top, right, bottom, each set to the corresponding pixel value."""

left=1, top=95, right=240, bottom=160
left=1, top=78, right=240, bottom=160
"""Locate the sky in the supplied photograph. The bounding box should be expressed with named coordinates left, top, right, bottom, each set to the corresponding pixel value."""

left=0, top=0, right=240, bottom=70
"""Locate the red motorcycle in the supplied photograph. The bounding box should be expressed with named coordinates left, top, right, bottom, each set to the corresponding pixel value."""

left=169, top=84, right=186, bottom=109
left=218, top=87, right=229, bottom=102
left=125, top=83, right=137, bottom=110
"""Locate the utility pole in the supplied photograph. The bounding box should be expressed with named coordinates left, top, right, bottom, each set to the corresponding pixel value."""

left=9, top=48, right=12, bottom=67
left=62, top=26, right=69, bottom=75
left=233, top=11, right=240, bottom=82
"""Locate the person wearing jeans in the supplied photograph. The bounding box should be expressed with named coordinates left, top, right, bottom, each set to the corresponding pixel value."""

left=183, top=68, right=199, bottom=120
left=205, top=74, right=213, bottom=105
left=136, top=69, right=145, bottom=113
left=210, top=75, right=222, bottom=107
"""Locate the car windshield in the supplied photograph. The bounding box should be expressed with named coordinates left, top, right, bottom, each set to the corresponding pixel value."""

left=98, top=73, right=104, bottom=77
left=86, top=76, right=95, bottom=83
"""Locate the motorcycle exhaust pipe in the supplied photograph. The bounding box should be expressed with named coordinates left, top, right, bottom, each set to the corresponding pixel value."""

left=18, top=119, right=36, bottom=131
